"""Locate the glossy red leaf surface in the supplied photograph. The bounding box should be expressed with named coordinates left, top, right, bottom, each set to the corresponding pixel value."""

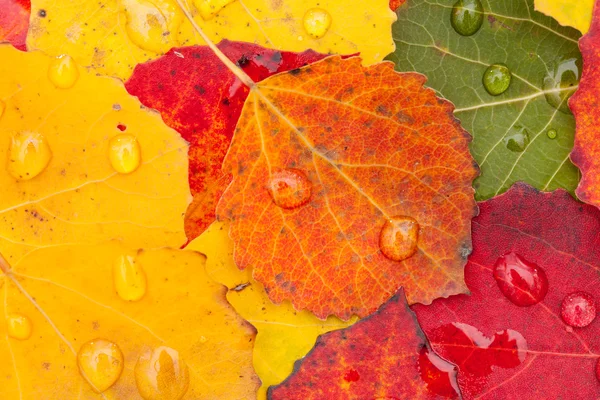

left=0, top=0, right=29, bottom=50
left=125, top=41, right=328, bottom=240
left=413, top=183, right=600, bottom=399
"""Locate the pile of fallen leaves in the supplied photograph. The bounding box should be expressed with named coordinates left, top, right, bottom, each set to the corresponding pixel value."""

left=1, top=0, right=599, bottom=398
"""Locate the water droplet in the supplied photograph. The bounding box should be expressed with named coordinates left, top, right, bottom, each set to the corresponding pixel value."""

left=303, top=8, right=332, bottom=39
left=7, top=131, right=52, bottom=181
left=267, top=168, right=312, bottom=209
left=483, top=64, right=511, bottom=96
left=418, top=346, right=460, bottom=399
left=547, top=129, right=558, bottom=139
left=123, top=0, right=183, bottom=53
left=113, top=255, right=147, bottom=301
left=135, top=346, right=190, bottom=400
left=196, top=0, right=236, bottom=20
left=379, top=216, right=419, bottom=262
left=297, top=35, right=304, bottom=41
left=543, top=53, right=582, bottom=114
left=493, top=252, right=548, bottom=307
left=6, top=314, right=32, bottom=340
left=504, top=126, right=530, bottom=152
left=343, top=369, right=360, bottom=382
left=450, top=0, right=484, bottom=36
left=561, top=291, right=596, bottom=328
left=48, top=55, right=79, bottom=89
left=77, top=339, right=124, bottom=393
left=108, top=134, right=141, bottom=174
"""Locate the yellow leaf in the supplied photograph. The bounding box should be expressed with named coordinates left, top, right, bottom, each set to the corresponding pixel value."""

left=187, top=221, right=358, bottom=399
left=0, top=45, right=190, bottom=265
left=0, top=243, right=259, bottom=399
left=26, top=0, right=396, bottom=80
left=535, top=0, right=593, bottom=33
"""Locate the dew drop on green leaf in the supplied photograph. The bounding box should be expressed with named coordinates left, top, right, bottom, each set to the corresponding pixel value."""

left=547, top=129, right=558, bottom=139
left=543, top=53, right=582, bottom=114
left=483, top=64, right=511, bottom=95
left=450, top=0, right=484, bottom=36
left=504, top=126, right=530, bottom=152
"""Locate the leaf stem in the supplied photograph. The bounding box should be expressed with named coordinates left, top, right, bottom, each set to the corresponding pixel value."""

left=174, top=0, right=256, bottom=89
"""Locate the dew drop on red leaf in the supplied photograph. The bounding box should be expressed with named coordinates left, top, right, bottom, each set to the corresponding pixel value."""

left=379, top=216, right=419, bottom=262
left=343, top=369, right=360, bottom=382
left=417, top=346, right=460, bottom=399
left=561, top=291, right=596, bottom=328
left=117, top=124, right=127, bottom=131
left=493, top=252, right=548, bottom=307
left=267, top=168, right=312, bottom=209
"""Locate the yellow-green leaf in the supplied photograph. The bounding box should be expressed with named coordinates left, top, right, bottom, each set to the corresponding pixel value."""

left=535, top=0, right=593, bottom=33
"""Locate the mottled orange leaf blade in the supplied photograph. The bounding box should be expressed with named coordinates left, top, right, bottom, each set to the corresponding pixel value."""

left=217, top=56, right=479, bottom=320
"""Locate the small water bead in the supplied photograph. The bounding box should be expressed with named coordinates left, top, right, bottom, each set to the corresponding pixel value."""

left=77, top=339, right=124, bottom=393
left=113, top=255, right=147, bottom=301
left=303, top=8, right=332, bottom=39
left=124, top=0, right=183, bottom=53
left=483, top=64, right=511, bottom=96
left=343, top=369, right=360, bottom=382
left=493, top=252, right=548, bottom=307
left=561, top=291, right=596, bottom=328
left=135, top=346, right=190, bottom=400
left=108, top=134, right=141, bottom=174
left=450, top=0, right=484, bottom=36
left=48, top=55, right=79, bottom=89
left=504, top=126, right=530, bottom=152
left=7, top=131, right=52, bottom=181
left=547, top=129, right=558, bottom=139
left=379, top=216, right=419, bottom=262
left=6, top=314, right=32, bottom=340
left=267, top=168, right=312, bottom=209
left=543, top=54, right=582, bottom=114
left=196, top=0, right=236, bottom=20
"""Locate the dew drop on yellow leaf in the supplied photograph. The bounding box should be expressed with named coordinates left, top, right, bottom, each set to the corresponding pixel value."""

left=6, top=313, right=33, bottom=340
left=113, top=255, right=147, bottom=301
left=122, top=0, right=184, bottom=53
left=47, top=54, right=79, bottom=89
left=535, top=0, right=593, bottom=33
left=108, top=134, right=142, bottom=174
left=77, top=339, right=124, bottom=393
left=7, top=131, right=52, bottom=181
left=134, top=346, right=190, bottom=400
left=196, top=0, right=236, bottom=20
left=188, top=221, right=358, bottom=399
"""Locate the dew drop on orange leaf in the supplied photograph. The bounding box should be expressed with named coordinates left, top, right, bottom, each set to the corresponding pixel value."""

left=303, top=8, right=332, bottom=39
left=493, top=252, right=548, bottom=307
left=561, top=291, right=596, bottom=328
left=47, top=55, right=79, bottom=89
left=7, top=131, right=52, bottom=181
left=113, top=254, right=147, bottom=301
left=267, top=168, right=312, bottom=209
left=122, top=0, right=183, bottom=53
left=135, top=346, right=190, bottom=400
left=379, top=216, right=419, bottom=262
left=108, top=134, right=141, bottom=174
left=196, top=0, right=236, bottom=20
left=6, top=313, right=32, bottom=340
left=77, top=339, right=124, bottom=393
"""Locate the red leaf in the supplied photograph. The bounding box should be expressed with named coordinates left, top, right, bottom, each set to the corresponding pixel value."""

left=413, top=183, right=600, bottom=399
left=268, top=289, right=460, bottom=400
left=390, top=0, right=406, bottom=11
left=125, top=41, right=328, bottom=240
left=0, top=0, right=30, bottom=50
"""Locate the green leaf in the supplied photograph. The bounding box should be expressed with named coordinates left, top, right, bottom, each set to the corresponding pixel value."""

left=386, top=0, right=582, bottom=200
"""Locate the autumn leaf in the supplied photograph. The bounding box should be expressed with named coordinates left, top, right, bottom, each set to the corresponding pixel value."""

left=0, top=46, right=190, bottom=265
left=387, top=0, right=582, bottom=200
left=216, top=55, right=478, bottom=320
left=0, top=0, right=29, bottom=50
left=413, top=183, right=600, bottom=399
left=569, top=1, right=600, bottom=210
left=26, top=0, right=396, bottom=80
left=126, top=41, right=331, bottom=241
left=389, top=0, right=406, bottom=12
left=187, top=221, right=357, bottom=399
left=535, top=0, right=593, bottom=33
left=0, top=243, right=259, bottom=399
left=268, top=288, right=460, bottom=399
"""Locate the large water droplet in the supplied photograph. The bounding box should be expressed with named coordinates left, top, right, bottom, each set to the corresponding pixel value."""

left=561, top=291, right=596, bottom=328
left=418, top=346, right=460, bottom=398
left=135, top=346, right=190, bottom=400
left=267, top=168, right=312, bottom=209
left=7, top=131, right=52, bottom=181
left=48, top=55, right=79, bottom=89
left=303, top=8, right=332, bottom=39
left=379, top=216, right=419, bottom=262
left=77, top=339, right=124, bottom=393
left=543, top=53, right=582, bottom=114
left=123, top=0, right=183, bottom=53
left=450, top=0, right=484, bottom=36
left=504, top=126, right=530, bottom=152
left=109, top=134, right=141, bottom=174
left=195, top=0, right=236, bottom=20
left=493, top=252, right=548, bottom=307
left=6, top=314, right=32, bottom=340
left=113, top=255, right=147, bottom=301
left=483, top=64, right=511, bottom=96
left=547, top=129, right=557, bottom=139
